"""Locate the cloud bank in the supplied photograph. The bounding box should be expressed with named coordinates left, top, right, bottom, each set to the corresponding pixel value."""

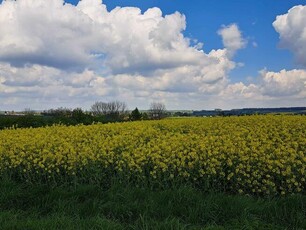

left=0, top=0, right=305, bottom=110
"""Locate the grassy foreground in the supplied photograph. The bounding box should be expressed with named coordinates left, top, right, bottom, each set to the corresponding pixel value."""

left=1, top=179, right=305, bottom=230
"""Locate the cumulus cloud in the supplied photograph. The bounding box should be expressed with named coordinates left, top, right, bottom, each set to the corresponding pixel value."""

left=217, top=24, right=247, bottom=56
left=273, top=5, right=306, bottom=67
left=0, top=62, right=111, bottom=108
left=0, top=0, right=103, bottom=70
left=259, top=69, right=306, bottom=97
left=0, top=0, right=207, bottom=73
left=3, top=0, right=303, bottom=110
left=221, top=69, right=306, bottom=108
left=236, top=69, right=306, bottom=98
left=0, top=0, right=249, bottom=110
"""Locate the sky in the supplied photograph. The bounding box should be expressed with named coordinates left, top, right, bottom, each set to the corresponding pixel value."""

left=0, top=0, right=306, bottom=111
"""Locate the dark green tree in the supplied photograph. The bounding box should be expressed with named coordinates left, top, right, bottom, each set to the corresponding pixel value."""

left=142, top=112, right=149, bottom=120
left=72, top=108, right=88, bottom=123
left=130, top=107, right=142, bottom=121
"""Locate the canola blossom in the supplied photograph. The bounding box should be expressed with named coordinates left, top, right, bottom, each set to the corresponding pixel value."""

left=0, top=115, right=305, bottom=195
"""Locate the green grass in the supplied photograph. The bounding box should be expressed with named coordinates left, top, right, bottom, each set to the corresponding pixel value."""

left=0, top=178, right=305, bottom=229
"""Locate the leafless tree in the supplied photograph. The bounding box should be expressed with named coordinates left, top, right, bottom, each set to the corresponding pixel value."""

left=108, top=101, right=127, bottom=117
left=149, top=102, right=166, bottom=119
left=91, top=101, right=127, bottom=118
left=90, top=102, right=109, bottom=116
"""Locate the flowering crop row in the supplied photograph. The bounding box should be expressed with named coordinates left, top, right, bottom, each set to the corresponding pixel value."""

left=0, top=115, right=305, bottom=195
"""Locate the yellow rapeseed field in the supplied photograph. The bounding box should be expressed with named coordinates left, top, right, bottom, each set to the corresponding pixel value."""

left=0, top=115, right=305, bottom=195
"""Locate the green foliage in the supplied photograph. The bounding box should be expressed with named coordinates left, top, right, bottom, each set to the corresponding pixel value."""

left=0, top=112, right=123, bottom=130
left=130, top=107, right=142, bottom=121
left=71, top=108, right=92, bottom=124
left=142, top=112, right=149, bottom=120
left=0, top=178, right=305, bottom=229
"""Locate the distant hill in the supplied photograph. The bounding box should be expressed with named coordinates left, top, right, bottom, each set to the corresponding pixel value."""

left=193, top=107, right=306, bottom=116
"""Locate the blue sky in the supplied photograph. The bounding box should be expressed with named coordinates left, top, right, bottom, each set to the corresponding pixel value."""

left=0, top=0, right=305, bottom=110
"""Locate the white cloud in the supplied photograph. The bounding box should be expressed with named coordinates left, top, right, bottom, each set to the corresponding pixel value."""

left=259, top=69, right=306, bottom=97
left=2, top=0, right=303, bottom=110
left=0, top=0, right=103, bottom=70
left=220, top=69, right=306, bottom=108
left=0, top=62, right=111, bottom=109
left=0, top=0, right=247, bottom=110
left=222, top=82, right=259, bottom=99
left=217, top=24, right=247, bottom=56
left=273, top=5, right=306, bottom=67
left=0, top=0, right=232, bottom=76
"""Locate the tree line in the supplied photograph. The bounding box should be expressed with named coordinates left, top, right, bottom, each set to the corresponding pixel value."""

left=0, top=101, right=167, bottom=129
